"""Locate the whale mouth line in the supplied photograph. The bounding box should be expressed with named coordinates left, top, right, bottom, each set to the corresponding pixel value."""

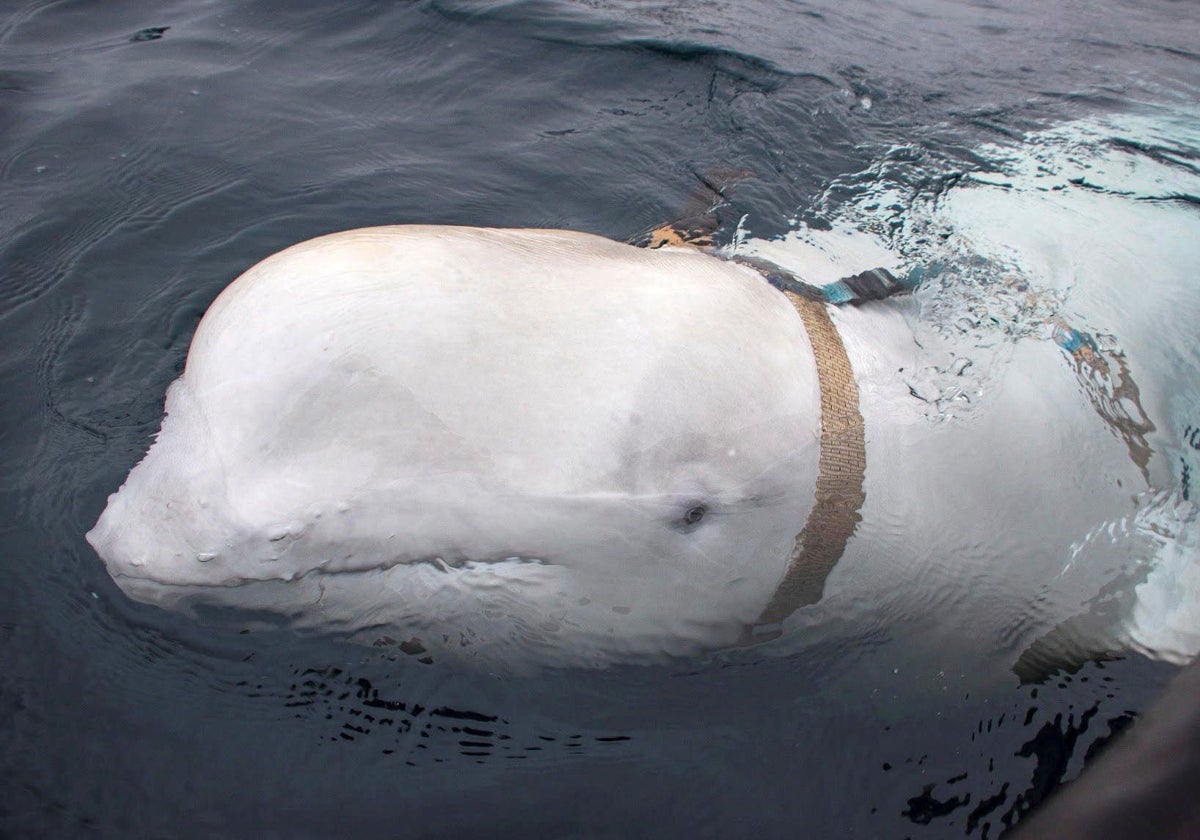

left=111, top=553, right=552, bottom=590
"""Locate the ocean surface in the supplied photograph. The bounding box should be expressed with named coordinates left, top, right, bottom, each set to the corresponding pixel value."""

left=2, top=0, right=1199, bottom=836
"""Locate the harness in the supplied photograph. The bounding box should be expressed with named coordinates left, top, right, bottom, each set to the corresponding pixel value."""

left=727, top=256, right=912, bottom=640
left=642, top=201, right=1153, bottom=646
left=747, top=279, right=866, bottom=639
left=729, top=251, right=1154, bottom=641
left=641, top=218, right=921, bottom=639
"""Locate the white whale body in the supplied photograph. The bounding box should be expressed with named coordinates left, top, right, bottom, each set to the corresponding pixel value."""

left=88, top=220, right=1191, bottom=669
left=89, top=111, right=1200, bottom=670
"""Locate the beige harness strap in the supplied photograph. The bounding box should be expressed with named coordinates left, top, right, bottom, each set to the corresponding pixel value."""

left=632, top=222, right=867, bottom=640
left=746, top=290, right=867, bottom=638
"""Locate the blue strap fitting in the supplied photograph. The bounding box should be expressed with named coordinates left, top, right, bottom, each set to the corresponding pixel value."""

left=820, top=264, right=930, bottom=306
left=822, top=282, right=855, bottom=305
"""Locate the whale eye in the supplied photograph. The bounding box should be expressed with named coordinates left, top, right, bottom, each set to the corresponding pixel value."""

left=668, top=499, right=711, bottom=532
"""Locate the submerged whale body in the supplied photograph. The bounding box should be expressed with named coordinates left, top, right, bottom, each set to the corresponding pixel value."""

left=89, top=222, right=1195, bottom=669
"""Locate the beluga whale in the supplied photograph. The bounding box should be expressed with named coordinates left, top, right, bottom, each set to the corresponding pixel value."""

left=88, top=153, right=1200, bottom=672
left=90, top=224, right=839, bottom=666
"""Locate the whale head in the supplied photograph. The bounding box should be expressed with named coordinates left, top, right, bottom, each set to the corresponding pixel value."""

left=88, top=226, right=821, bottom=665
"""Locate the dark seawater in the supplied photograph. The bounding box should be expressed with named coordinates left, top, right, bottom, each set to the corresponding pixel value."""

left=1, top=0, right=1198, bottom=836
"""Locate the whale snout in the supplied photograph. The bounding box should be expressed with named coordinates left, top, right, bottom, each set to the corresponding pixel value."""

left=87, top=483, right=230, bottom=593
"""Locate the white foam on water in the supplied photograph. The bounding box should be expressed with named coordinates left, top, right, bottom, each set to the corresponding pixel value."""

left=732, top=220, right=903, bottom=285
